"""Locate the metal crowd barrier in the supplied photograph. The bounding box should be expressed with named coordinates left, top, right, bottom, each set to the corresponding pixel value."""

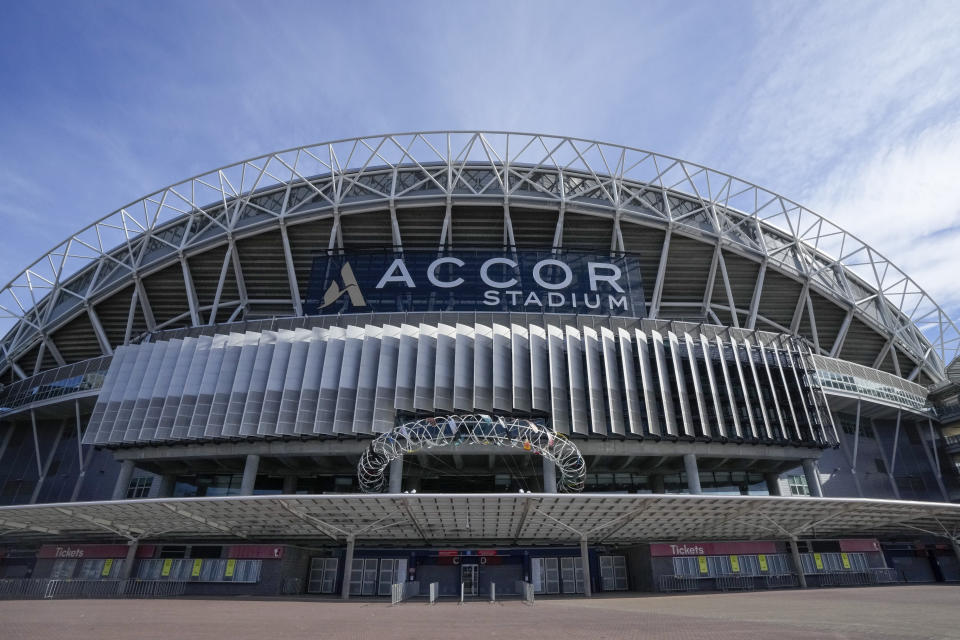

left=657, top=575, right=701, bottom=592
left=867, top=568, right=901, bottom=584
left=0, top=579, right=186, bottom=600
left=516, top=580, right=534, bottom=605
left=818, top=572, right=869, bottom=587
left=391, top=581, right=420, bottom=605
left=763, top=574, right=799, bottom=589
left=716, top=575, right=754, bottom=591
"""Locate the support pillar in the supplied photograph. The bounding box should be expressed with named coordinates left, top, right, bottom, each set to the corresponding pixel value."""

left=580, top=536, right=592, bottom=598
left=683, top=454, right=702, bottom=495
left=389, top=457, right=403, bottom=494
left=542, top=457, right=557, bottom=494
left=650, top=474, right=665, bottom=494
left=951, top=539, right=960, bottom=567
left=282, top=475, right=298, bottom=495
left=801, top=458, right=823, bottom=497
left=120, top=540, right=139, bottom=580
left=152, top=474, right=176, bottom=498
left=112, top=460, right=135, bottom=501
left=341, top=535, right=356, bottom=600
left=240, top=454, right=260, bottom=496
left=789, top=538, right=807, bottom=589
left=764, top=473, right=782, bottom=496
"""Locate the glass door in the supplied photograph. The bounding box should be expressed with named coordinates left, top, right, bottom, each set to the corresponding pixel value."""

left=461, top=563, right=478, bottom=596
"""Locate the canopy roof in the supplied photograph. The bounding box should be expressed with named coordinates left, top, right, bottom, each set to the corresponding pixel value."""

left=2, top=494, right=958, bottom=546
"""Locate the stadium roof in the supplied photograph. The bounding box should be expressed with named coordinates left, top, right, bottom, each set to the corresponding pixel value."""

left=1, top=494, right=959, bottom=546
left=0, top=132, right=956, bottom=382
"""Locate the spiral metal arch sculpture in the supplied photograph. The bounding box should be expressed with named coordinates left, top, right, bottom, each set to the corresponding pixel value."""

left=357, top=414, right=586, bottom=493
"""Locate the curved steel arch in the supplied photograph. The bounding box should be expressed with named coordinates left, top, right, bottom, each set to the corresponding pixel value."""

left=0, top=131, right=956, bottom=381
left=357, top=414, right=586, bottom=493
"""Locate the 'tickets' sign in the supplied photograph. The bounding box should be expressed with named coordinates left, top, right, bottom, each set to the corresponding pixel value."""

left=305, top=250, right=646, bottom=317
left=37, top=544, right=156, bottom=559
left=650, top=541, right=778, bottom=557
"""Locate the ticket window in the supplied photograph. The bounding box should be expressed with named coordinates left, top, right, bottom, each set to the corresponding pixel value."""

left=49, top=559, right=78, bottom=580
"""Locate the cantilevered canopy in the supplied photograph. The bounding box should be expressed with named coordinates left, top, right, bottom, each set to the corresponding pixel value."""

left=1, top=494, right=959, bottom=546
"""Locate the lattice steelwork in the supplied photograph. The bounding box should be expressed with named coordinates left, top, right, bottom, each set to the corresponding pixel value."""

left=0, top=132, right=955, bottom=384
left=357, top=414, right=586, bottom=493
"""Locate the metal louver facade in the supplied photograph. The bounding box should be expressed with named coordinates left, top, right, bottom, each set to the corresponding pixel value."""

left=83, top=318, right=833, bottom=449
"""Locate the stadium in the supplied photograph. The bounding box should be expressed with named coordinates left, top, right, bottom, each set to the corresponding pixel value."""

left=0, top=131, right=959, bottom=600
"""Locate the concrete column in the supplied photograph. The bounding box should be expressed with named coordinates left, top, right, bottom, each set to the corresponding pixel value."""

left=120, top=540, right=139, bottom=580
left=789, top=538, right=807, bottom=589
left=240, top=454, right=260, bottom=496
left=683, top=454, right=702, bottom=494
left=580, top=536, right=592, bottom=598
left=112, top=460, right=136, bottom=501
left=801, top=459, right=823, bottom=497
left=650, top=474, right=665, bottom=494
left=764, top=473, right=782, bottom=496
left=282, top=475, right=298, bottom=494
left=389, top=458, right=403, bottom=493
left=542, top=458, right=558, bottom=494
left=341, top=535, right=356, bottom=600
left=152, top=474, right=176, bottom=498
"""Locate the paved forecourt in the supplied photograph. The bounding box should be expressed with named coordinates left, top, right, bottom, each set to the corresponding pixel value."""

left=2, top=585, right=957, bottom=640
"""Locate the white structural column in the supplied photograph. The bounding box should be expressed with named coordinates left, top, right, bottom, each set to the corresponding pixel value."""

left=112, top=460, right=135, bottom=500
left=240, top=454, right=260, bottom=496
left=579, top=536, right=592, bottom=598
left=543, top=458, right=558, bottom=494
left=789, top=538, right=808, bottom=589
left=389, top=458, right=403, bottom=494
left=802, top=458, right=823, bottom=497
left=119, top=540, right=140, bottom=580
left=683, top=453, right=702, bottom=494
left=341, top=534, right=356, bottom=600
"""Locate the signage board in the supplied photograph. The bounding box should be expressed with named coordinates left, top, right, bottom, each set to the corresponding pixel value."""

left=38, top=544, right=155, bottom=559
left=757, top=554, right=768, bottom=572
left=305, top=250, right=646, bottom=317
left=837, top=539, right=881, bottom=552
left=650, top=541, right=778, bottom=557
left=697, top=556, right=708, bottom=574
left=729, top=555, right=740, bottom=573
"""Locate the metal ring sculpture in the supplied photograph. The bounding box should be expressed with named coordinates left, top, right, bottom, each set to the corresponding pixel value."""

left=357, top=414, right=586, bottom=493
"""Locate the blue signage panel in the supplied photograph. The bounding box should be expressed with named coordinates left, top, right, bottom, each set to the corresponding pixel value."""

left=304, top=250, right=646, bottom=317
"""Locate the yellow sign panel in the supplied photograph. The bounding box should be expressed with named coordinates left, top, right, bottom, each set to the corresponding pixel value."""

left=101, top=559, right=113, bottom=577
left=758, top=555, right=768, bottom=572
left=841, top=553, right=851, bottom=569
left=730, top=556, right=740, bottom=573
left=813, top=553, right=824, bottom=570
left=191, top=559, right=203, bottom=577
left=161, top=558, right=173, bottom=577
left=697, top=556, right=708, bottom=574
left=225, top=559, right=236, bottom=578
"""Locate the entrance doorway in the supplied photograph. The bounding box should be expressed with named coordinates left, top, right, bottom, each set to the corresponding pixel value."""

left=461, top=563, right=478, bottom=596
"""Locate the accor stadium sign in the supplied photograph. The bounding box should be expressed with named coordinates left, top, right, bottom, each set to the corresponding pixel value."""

left=305, top=250, right=646, bottom=317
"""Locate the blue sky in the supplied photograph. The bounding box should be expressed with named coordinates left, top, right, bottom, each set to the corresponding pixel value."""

left=1, top=0, right=959, bottom=315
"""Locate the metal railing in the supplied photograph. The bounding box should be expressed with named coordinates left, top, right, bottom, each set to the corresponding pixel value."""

left=657, top=575, right=701, bottom=592
left=0, top=579, right=186, bottom=599
left=390, top=581, right=419, bottom=606
left=763, top=574, right=799, bottom=589
left=716, top=575, right=754, bottom=591
left=0, top=356, right=110, bottom=416
left=817, top=571, right=869, bottom=587
left=280, top=577, right=302, bottom=595
left=867, top=568, right=902, bottom=584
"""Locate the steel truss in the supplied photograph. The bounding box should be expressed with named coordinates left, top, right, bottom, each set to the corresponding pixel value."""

left=357, top=414, right=586, bottom=493
left=0, top=132, right=955, bottom=383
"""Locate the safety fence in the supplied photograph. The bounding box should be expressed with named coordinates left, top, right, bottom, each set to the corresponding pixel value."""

left=390, top=581, right=420, bottom=606
left=0, top=579, right=187, bottom=600
left=660, top=569, right=902, bottom=593
left=516, top=580, right=535, bottom=605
